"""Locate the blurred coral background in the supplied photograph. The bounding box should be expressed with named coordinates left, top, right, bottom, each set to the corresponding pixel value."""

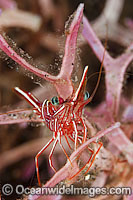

left=0, top=0, right=133, bottom=200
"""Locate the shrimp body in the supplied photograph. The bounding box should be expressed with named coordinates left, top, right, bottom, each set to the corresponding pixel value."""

left=13, top=65, right=103, bottom=186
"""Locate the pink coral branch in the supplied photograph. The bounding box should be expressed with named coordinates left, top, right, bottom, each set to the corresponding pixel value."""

left=107, top=128, right=133, bottom=165
left=58, top=4, right=84, bottom=80
left=101, top=0, right=124, bottom=23
left=0, top=34, right=57, bottom=81
left=0, top=9, right=42, bottom=31
left=122, top=105, right=133, bottom=123
left=82, top=16, right=133, bottom=116
left=54, top=3, right=84, bottom=99
left=84, top=105, right=133, bottom=165
left=0, top=4, right=84, bottom=100
left=92, top=0, right=133, bottom=47
left=105, top=43, right=133, bottom=116
left=38, top=0, right=68, bottom=31
left=0, top=108, right=41, bottom=124
left=0, top=0, right=16, bottom=9
left=82, top=16, right=113, bottom=65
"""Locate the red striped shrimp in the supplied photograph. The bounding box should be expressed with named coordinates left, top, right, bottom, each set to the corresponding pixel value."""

left=13, top=53, right=104, bottom=186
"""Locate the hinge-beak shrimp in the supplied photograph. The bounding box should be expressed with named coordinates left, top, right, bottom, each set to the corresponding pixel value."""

left=13, top=46, right=105, bottom=186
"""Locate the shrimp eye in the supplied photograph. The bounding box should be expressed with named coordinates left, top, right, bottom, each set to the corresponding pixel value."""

left=58, top=97, right=64, bottom=104
left=84, top=91, right=90, bottom=100
left=51, top=96, right=59, bottom=105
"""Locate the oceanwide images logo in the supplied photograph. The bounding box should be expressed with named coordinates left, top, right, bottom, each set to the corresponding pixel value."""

left=1, top=184, right=132, bottom=197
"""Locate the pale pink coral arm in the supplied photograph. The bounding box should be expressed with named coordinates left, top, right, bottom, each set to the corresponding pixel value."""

left=0, top=109, right=42, bottom=124
left=82, top=16, right=133, bottom=116
left=0, top=4, right=84, bottom=100
left=105, top=43, right=133, bottom=116
left=0, top=34, right=57, bottom=81
left=107, top=128, right=133, bottom=165
left=84, top=106, right=133, bottom=165
left=54, top=3, right=84, bottom=99
left=82, top=15, right=113, bottom=65
left=122, top=105, right=133, bottom=123
left=58, top=4, right=84, bottom=80
left=0, top=10, right=42, bottom=32
left=0, top=0, right=16, bottom=9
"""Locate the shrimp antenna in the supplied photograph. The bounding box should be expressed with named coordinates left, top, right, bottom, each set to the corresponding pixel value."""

left=89, top=25, right=108, bottom=102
